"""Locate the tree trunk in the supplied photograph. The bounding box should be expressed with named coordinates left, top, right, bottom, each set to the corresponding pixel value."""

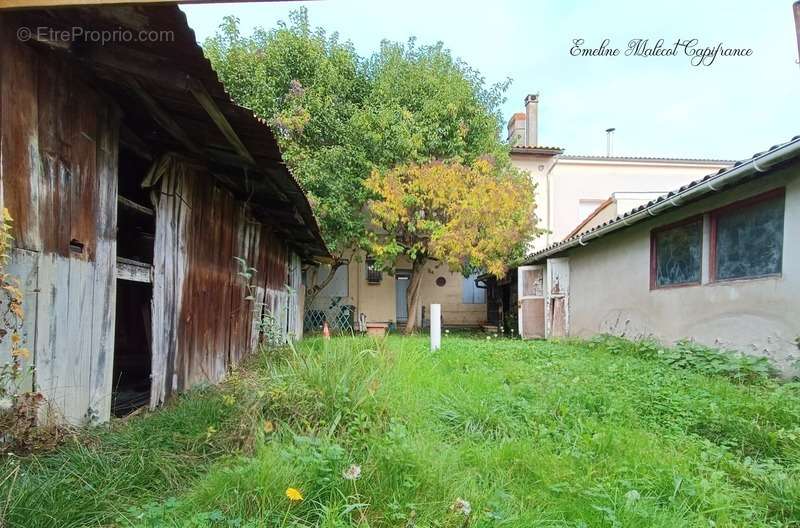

left=305, top=259, right=345, bottom=310
left=404, top=259, right=425, bottom=334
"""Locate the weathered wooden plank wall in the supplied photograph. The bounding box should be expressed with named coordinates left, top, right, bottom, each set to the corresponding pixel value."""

left=0, top=18, right=119, bottom=424
left=150, top=158, right=190, bottom=407
left=287, top=252, right=302, bottom=340
left=149, top=155, right=292, bottom=405
left=1, top=12, right=313, bottom=423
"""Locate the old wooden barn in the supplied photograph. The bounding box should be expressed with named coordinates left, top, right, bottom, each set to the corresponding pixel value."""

left=0, top=5, right=328, bottom=423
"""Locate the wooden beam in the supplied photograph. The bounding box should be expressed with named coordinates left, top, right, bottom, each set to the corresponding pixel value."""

left=123, top=75, right=203, bottom=156
left=83, top=47, right=189, bottom=92
left=118, top=195, right=154, bottom=216
left=120, top=124, right=153, bottom=161
left=188, top=78, right=256, bottom=166
left=116, top=257, right=152, bottom=283
left=1, top=0, right=284, bottom=9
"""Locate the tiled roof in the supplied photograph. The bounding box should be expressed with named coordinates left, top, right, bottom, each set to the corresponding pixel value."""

left=559, top=154, right=733, bottom=164
left=510, top=145, right=564, bottom=153
left=523, top=136, right=800, bottom=264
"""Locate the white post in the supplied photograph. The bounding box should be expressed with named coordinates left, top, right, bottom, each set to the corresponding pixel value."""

left=430, top=303, right=441, bottom=351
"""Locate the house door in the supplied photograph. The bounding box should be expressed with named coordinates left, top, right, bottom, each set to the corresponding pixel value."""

left=395, top=271, right=411, bottom=324
left=517, top=265, right=545, bottom=338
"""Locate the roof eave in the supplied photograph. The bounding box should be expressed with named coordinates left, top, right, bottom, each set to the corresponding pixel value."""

left=525, top=136, right=800, bottom=264
left=510, top=146, right=564, bottom=156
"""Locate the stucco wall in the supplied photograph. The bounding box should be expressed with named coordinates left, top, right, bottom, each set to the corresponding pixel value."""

left=563, top=163, right=800, bottom=373
left=417, top=263, right=486, bottom=326
left=511, top=154, right=729, bottom=251
left=310, top=250, right=487, bottom=327
left=510, top=153, right=559, bottom=252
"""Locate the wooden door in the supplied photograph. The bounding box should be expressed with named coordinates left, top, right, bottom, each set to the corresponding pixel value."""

left=545, top=258, right=570, bottom=338
left=517, top=265, right=545, bottom=338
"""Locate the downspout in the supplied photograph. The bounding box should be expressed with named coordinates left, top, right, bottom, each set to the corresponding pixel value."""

left=531, top=138, right=800, bottom=262
left=545, top=157, right=557, bottom=246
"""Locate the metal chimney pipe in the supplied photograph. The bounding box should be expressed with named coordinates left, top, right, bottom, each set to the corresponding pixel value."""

left=794, top=1, right=800, bottom=66
left=605, top=127, right=616, bottom=156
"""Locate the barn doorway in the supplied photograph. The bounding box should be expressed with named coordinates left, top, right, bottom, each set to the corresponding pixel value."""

left=112, top=280, right=152, bottom=416
left=112, top=149, right=155, bottom=416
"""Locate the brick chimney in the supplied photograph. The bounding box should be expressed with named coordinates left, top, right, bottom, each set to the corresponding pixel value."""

left=506, top=112, right=526, bottom=145
left=524, top=94, right=539, bottom=147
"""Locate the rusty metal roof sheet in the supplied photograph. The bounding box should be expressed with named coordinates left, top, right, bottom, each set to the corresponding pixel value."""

left=9, top=4, right=329, bottom=259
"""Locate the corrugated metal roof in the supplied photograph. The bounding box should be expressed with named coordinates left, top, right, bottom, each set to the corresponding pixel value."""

left=9, top=5, right=329, bottom=259
left=523, top=135, right=800, bottom=264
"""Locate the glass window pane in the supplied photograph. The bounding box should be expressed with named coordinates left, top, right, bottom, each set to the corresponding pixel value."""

left=715, top=195, right=784, bottom=280
left=474, top=279, right=486, bottom=304
left=655, top=221, right=702, bottom=287
left=462, top=273, right=486, bottom=304
left=462, top=275, right=474, bottom=303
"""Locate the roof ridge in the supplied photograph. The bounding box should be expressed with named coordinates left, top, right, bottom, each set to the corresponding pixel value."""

left=523, top=135, right=800, bottom=264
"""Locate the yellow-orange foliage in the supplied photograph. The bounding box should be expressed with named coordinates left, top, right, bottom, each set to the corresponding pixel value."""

left=365, top=159, right=540, bottom=277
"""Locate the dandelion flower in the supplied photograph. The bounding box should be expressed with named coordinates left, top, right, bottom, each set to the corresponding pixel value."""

left=342, top=464, right=362, bottom=480
left=451, top=498, right=471, bottom=516
left=624, top=489, right=640, bottom=507
left=486, top=336, right=491, bottom=340
left=285, top=487, right=303, bottom=502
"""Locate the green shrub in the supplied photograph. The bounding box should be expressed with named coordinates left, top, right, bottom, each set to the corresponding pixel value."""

left=589, top=335, right=778, bottom=382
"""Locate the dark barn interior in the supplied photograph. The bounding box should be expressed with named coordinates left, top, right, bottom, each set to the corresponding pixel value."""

left=112, top=280, right=152, bottom=416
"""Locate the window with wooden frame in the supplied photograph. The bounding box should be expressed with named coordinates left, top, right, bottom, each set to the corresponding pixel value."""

left=710, top=188, right=785, bottom=282
left=650, top=217, right=703, bottom=289
left=365, top=256, right=382, bottom=284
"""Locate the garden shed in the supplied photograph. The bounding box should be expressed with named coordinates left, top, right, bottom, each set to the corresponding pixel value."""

left=0, top=5, right=328, bottom=423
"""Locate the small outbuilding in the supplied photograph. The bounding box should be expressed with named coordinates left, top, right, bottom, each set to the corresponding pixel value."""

left=497, top=137, right=800, bottom=374
left=0, top=5, right=328, bottom=423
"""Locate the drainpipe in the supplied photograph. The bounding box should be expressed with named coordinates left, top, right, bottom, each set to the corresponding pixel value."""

left=529, top=137, right=800, bottom=262
left=546, top=158, right=556, bottom=246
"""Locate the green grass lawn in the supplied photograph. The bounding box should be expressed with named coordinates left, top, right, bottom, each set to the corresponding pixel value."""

left=2, top=336, right=799, bottom=527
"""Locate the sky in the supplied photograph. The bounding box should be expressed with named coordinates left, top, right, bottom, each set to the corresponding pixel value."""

left=182, top=0, right=800, bottom=161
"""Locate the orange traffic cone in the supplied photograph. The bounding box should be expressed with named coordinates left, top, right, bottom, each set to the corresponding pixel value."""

left=322, top=320, right=331, bottom=340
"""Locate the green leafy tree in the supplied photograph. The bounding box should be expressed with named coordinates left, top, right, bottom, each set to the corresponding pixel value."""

left=366, top=159, right=540, bottom=333
left=204, top=8, right=515, bottom=307
left=204, top=10, right=370, bottom=303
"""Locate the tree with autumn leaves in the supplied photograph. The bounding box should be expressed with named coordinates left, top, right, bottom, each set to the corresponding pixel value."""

left=203, top=10, right=526, bottom=306
left=205, top=9, right=540, bottom=327
left=366, top=159, right=539, bottom=332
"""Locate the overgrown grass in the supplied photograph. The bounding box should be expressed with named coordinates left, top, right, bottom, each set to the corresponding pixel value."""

left=2, top=336, right=799, bottom=527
